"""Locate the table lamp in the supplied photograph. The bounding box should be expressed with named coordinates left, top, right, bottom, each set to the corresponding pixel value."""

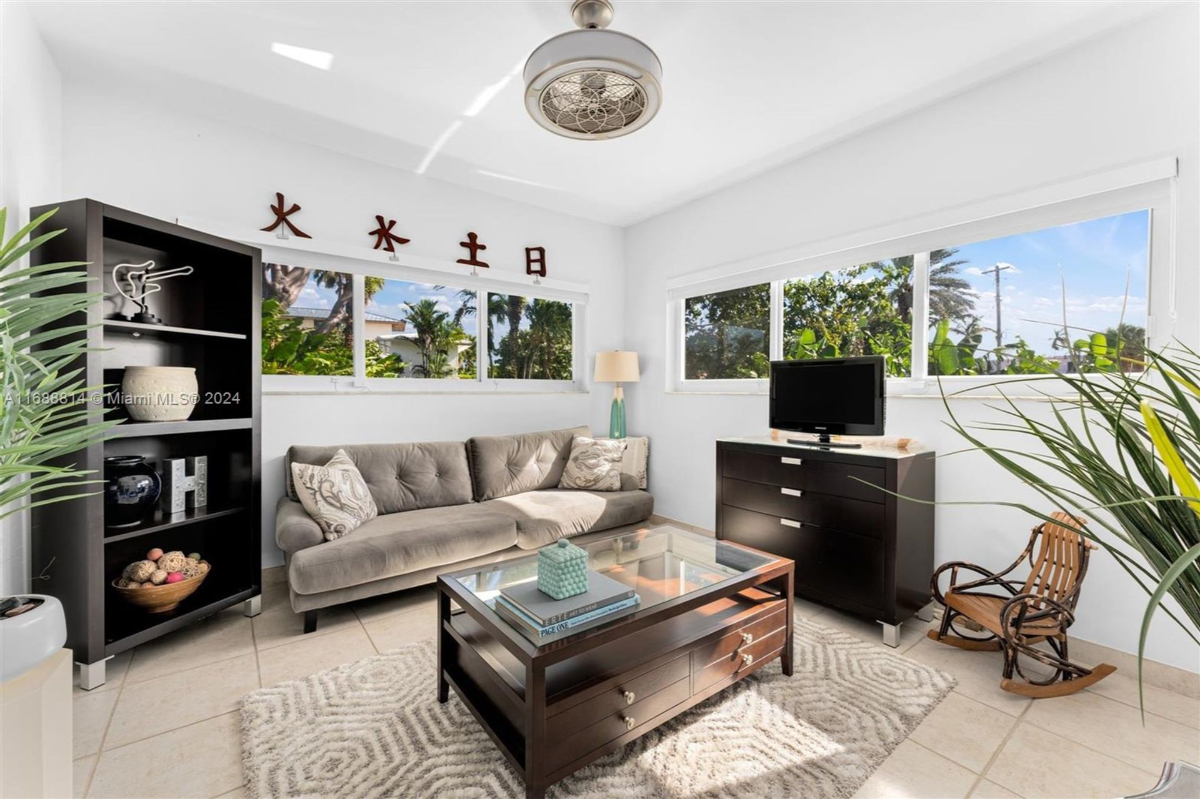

left=594, top=350, right=639, bottom=438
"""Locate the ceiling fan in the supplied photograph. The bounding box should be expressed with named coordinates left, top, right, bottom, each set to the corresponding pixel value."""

left=523, top=0, right=663, bottom=140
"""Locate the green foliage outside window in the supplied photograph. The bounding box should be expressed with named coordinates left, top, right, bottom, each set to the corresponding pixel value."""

left=488, top=294, right=573, bottom=380
left=261, top=298, right=407, bottom=376
left=685, top=248, right=1147, bottom=380
left=683, top=284, right=771, bottom=379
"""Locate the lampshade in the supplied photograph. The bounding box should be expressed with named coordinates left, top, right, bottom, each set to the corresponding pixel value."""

left=594, top=350, right=639, bottom=383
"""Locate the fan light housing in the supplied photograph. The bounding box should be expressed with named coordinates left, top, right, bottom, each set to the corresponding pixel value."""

left=524, top=0, right=662, bottom=140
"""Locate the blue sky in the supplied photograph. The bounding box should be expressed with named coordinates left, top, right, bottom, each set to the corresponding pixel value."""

left=368, top=279, right=477, bottom=337
left=944, top=209, right=1149, bottom=354
left=293, top=274, right=477, bottom=337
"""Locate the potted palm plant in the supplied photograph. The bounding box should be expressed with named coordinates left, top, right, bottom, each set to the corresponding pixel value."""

left=941, top=340, right=1200, bottom=706
left=0, top=207, right=117, bottom=680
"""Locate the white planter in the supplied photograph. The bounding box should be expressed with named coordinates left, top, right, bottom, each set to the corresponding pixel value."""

left=122, top=366, right=199, bottom=421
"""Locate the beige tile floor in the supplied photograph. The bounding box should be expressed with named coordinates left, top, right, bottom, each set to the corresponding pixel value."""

left=71, top=569, right=1199, bottom=799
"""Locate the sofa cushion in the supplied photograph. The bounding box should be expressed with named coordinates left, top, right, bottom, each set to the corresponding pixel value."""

left=286, top=441, right=473, bottom=515
left=287, top=503, right=518, bottom=595
left=291, top=450, right=379, bottom=541
left=467, top=426, right=589, bottom=501
left=559, top=436, right=626, bottom=491
left=487, top=489, right=654, bottom=549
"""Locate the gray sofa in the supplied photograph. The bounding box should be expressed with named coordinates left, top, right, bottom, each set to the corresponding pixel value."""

left=275, top=426, right=653, bottom=630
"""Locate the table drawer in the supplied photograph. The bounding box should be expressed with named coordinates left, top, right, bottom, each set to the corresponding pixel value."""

left=690, top=605, right=787, bottom=669
left=547, top=654, right=690, bottom=740
left=721, top=449, right=886, bottom=503
left=693, top=626, right=787, bottom=693
left=722, top=477, right=886, bottom=539
left=547, top=675, right=691, bottom=773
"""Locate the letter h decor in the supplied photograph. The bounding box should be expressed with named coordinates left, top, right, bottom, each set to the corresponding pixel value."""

left=162, top=456, right=208, bottom=514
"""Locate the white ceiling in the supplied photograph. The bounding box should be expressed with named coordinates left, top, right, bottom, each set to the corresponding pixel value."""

left=28, top=1, right=1162, bottom=226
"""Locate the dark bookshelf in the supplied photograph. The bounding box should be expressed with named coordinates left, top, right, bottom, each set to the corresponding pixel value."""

left=29, top=199, right=263, bottom=686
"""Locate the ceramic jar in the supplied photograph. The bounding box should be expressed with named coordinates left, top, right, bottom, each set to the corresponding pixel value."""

left=121, top=366, right=198, bottom=422
left=103, top=455, right=162, bottom=528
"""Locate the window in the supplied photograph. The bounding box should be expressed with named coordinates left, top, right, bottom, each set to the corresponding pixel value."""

left=261, top=264, right=355, bottom=376
left=262, top=257, right=583, bottom=390
left=365, top=279, right=478, bottom=379
left=930, top=210, right=1149, bottom=375
left=487, top=293, right=574, bottom=380
left=683, top=284, right=770, bottom=379
left=675, top=207, right=1154, bottom=388
left=783, top=261, right=913, bottom=377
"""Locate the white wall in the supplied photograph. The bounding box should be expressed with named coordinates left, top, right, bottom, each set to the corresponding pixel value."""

left=58, top=84, right=626, bottom=568
left=0, top=2, right=63, bottom=595
left=624, top=5, right=1200, bottom=672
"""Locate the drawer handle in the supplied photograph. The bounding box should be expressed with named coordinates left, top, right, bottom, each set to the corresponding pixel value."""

left=780, top=487, right=803, bottom=497
left=623, top=716, right=636, bottom=731
left=623, top=690, right=636, bottom=705
left=780, top=457, right=804, bottom=466
left=780, top=518, right=803, bottom=528
left=741, top=653, right=754, bottom=668
left=741, top=632, right=754, bottom=646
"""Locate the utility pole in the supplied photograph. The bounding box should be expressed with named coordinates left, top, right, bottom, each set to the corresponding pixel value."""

left=981, top=262, right=1013, bottom=349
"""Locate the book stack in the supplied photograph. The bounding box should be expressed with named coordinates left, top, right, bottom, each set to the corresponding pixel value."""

left=494, top=571, right=639, bottom=640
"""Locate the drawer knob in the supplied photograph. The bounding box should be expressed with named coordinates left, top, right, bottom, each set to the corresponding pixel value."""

left=741, top=653, right=754, bottom=668
left=623, top=690, right=636, bottom=705
left=741, top=632, right=754, bottom=646
left=780, top=487, right=803, bottom=497
left=780, top=457, right=804, bottom=466
left=780, top=518, right=802, bottom=528
left=623, top=716, right=636, bottom=731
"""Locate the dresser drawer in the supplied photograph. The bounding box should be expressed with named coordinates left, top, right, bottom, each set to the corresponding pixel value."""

left=721, top=449, right=886, bottom=503
left=690, top=604, right=787, bottom=669
left=692, top=626, right=787, bottom=693
left=547, top=675, right=691, bottom=772
left=721, top=477, right=885, bottom=539
left=547, top=654, right=690, bottom=740
left=721, top=505, right=885, bottom=611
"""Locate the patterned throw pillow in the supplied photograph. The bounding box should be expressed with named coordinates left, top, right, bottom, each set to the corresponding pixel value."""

left=291, top=450, right=378, bottom=541
left=559, top=436, right=627, bottom=492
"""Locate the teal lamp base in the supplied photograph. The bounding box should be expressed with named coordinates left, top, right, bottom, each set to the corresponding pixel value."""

left=609, top=385, right=626, bottom=439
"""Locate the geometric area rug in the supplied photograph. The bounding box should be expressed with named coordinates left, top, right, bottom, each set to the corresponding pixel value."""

left=240, top=618, right=956, bottom=799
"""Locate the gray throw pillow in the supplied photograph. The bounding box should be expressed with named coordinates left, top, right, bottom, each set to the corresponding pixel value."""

left=559, top=436, right=627, bottom=492
left=290, top=449, right=378, bottom=541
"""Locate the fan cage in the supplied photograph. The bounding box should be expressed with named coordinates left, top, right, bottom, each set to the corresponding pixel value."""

left=538, top=69, right=648, bottom=136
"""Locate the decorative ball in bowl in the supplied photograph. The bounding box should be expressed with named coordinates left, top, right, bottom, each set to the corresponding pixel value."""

left=111, top=548, right=211, bottom=614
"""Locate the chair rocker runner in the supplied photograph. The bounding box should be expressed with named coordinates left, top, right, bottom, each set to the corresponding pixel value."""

left=928, top=511, right=1116, bottom=698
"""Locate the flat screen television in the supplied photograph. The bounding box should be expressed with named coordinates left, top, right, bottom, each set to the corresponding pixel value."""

left=769, top=356, right=886, bottom=449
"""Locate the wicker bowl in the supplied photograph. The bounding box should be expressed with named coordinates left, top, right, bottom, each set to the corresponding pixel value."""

left=111, top=571, right=208, bottom=613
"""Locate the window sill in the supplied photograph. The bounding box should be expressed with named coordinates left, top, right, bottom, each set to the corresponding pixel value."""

left=264, top=388, right=590, bottom=396
left=263, top=376, right=588, bottom=396
left=669, top=375, right=1094, bottom=400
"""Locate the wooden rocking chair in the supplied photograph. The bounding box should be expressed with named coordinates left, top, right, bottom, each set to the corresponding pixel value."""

left=928, top=511, right=1117, bottom=698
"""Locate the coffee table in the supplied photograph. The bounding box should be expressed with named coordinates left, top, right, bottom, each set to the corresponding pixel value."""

left=436, top=525, right=794, bottom=799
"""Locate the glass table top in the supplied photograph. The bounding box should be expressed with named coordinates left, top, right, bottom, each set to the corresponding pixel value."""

left=450, top=525, right=779, bottom=644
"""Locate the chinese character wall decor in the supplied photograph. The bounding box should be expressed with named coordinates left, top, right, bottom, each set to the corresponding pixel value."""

left=525, top=246, right=547, bottom=280
left=260, top=192, right=311, bottom=239
left=457, top=231, right=489, bottom=269
left=368, top=215, right=411, bottom=260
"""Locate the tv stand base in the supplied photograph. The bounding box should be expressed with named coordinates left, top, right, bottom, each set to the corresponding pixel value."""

left=786, top=436, right=862, bottom=449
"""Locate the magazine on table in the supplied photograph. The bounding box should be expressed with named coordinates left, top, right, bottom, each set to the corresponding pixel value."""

left=499, top=570, right=635, bottom=626
left=494, top=594, right=641, bottom=640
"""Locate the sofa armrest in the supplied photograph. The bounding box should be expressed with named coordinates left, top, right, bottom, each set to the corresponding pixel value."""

left=275, top=496, right=324, bottom=553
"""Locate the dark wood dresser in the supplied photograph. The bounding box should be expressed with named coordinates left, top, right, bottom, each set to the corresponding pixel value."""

left=716, top=436, right=935, bottom=646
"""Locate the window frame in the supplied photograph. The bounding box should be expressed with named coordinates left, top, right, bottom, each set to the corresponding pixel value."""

left=668, top=167, right=1176, bottom=397
left=244, top=236, right=588, bottom=395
